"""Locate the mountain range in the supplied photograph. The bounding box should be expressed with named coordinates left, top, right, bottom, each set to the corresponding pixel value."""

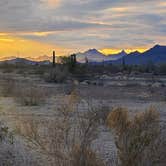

left=76, top=49, right=127, bottom=63
left=0, top=44, right=166, bottom=65
left=0, top=57, right=50, bottom=65
left=112, top=45, right=166, bottom=65
left=77, top=44, right=166, bottom=65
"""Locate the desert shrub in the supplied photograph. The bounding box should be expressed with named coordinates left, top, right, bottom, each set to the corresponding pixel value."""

left=107, top=107, right=162, bottom=166
left=71, top=145, right=105, bottom=166
left=0, top=120, right=45, bottom=166
left=158, top=63, right=166, bottom=74
left=71, top=64, right=88, bottom=75
left=1, top=78, right=47, bottom=106
left=44, top=66, right=69, bottom=83
left=15, top=113, right=71, bottom=165
left=1, top=78, right=16, bottom=97
left=15, top=85, right=46, bottom=106
left=15, top=98, right=104, bottom=166
left=107, top=107, right=130, bottom=134
left=2, top=68, right=14, bottom=73
left=0, top=63, right=14, bottom=73
left=16, top=69, right=26, bottom=75
left=0, top=121, right=15, bottom=165
left=26, top=66, right=50, bottom=76
left=0, top=122, right=13, bottom=143
left=58, top=55, right=77, bottom=73
left=94, top=105, right=112, bottom=125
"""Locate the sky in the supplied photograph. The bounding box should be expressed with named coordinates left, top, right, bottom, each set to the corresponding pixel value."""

left=0, top=0, right=165, bottom=58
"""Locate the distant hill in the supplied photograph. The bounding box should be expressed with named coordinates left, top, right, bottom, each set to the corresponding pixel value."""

left=0, top=56, right=17, bottom=61
left=27, top=55, right=52, bottom=62
left=0, top=58, right=50, bottom=65
left=76, top=49, right=105, bottom=63
left=109, top=44, right=166, bottom=65
left=76, top=49, right=127, bottom=63
left=107, top=50, right=127, bottom=60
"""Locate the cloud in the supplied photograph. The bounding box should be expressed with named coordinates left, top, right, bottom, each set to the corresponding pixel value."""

left=0, top=0, right=165, bottom=57
left=46, top=0, right=61, bottom=8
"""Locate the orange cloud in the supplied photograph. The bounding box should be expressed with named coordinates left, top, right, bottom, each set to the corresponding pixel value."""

left=47, top=0, right=60, bottom=8
left=111, top=7, right=129, bottom=12
left=158, top=2, right=166, bottom=6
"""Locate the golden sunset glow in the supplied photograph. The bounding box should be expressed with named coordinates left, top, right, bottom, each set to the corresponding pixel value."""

left=0, top=35, right=68, bottom=59
left=0, top=0, right=165, bottom=60
left=100, top=48, right=148, bottom=55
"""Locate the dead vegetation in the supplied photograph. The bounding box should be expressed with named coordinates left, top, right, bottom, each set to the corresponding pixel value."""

left=14, top=91, right=106, bottom=166
left=14, top=85, right=47, bottom=106
left=107, top=107, right=165, bottom=166
left=0, top=71, right=166, bottom=165
left=0, top=88, right=165, bottom=166
left=44, top=66, right=69, bottom=83
left=1, top=78, right=16, bottom=97
left=1, top=78, right=48, bottom=106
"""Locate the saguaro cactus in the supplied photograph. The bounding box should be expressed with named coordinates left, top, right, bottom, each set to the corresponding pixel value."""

left=53, top=51, right=56, bottom=67
left=71, top=54, right=77, bottom=68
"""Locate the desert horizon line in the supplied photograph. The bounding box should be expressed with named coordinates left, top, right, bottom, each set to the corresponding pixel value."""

left=0, top=43, right=165, bottom=61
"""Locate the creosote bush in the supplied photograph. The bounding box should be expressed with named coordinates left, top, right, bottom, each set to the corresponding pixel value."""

left=71, top=145, right=105, bottom=166
left=1, top=78, right=47, bottom=106
left=1, top=78, right=16, bottom=97
left=44, top=66, right=69, bottom=83
left=0, top=122, right=13, bottom=143
left=15, top=85, right=47, bottom=106
left=107, top=107, right=162, bottom=166
left=15, top=98, right=105, bottom=166
left=0, top=121, right=15, bottom=165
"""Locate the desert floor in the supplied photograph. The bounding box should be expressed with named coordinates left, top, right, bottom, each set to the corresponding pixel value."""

left=0, top=71, right=165, bottom=165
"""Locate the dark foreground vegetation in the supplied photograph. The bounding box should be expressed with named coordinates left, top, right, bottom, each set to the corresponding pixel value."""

left=0, top=58, right=166, bottom=83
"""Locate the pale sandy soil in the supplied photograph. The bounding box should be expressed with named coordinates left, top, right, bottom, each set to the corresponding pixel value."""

left=0, top=72, right=165, bottom=165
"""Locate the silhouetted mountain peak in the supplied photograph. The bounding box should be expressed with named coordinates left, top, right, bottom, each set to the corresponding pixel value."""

left=108, top=50, right=127, bottom=56
left=121, top=50, right=127, bottom=54
left=85, top=49, right=101, bottom=55
left=132, top=51, right=140, bottom=54
left=149, top=44, right=166, bottom=51
left=153, top=44, right=161, bottom=49
left=111, top=44, right=166, bottom=65
left=143, top=44, right=166, bottom=55
left=128, top=51, right=141, bottom=56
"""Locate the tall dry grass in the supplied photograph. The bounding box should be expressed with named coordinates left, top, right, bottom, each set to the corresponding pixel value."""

left=1, top=78, right=47, bottom=106
left=107, top=107, right=165, bottom=166
left=14, top=85, right=47, bottom=106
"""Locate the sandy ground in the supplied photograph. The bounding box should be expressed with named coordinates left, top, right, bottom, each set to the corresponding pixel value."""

left=0, top=72, right=165, bottom=165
